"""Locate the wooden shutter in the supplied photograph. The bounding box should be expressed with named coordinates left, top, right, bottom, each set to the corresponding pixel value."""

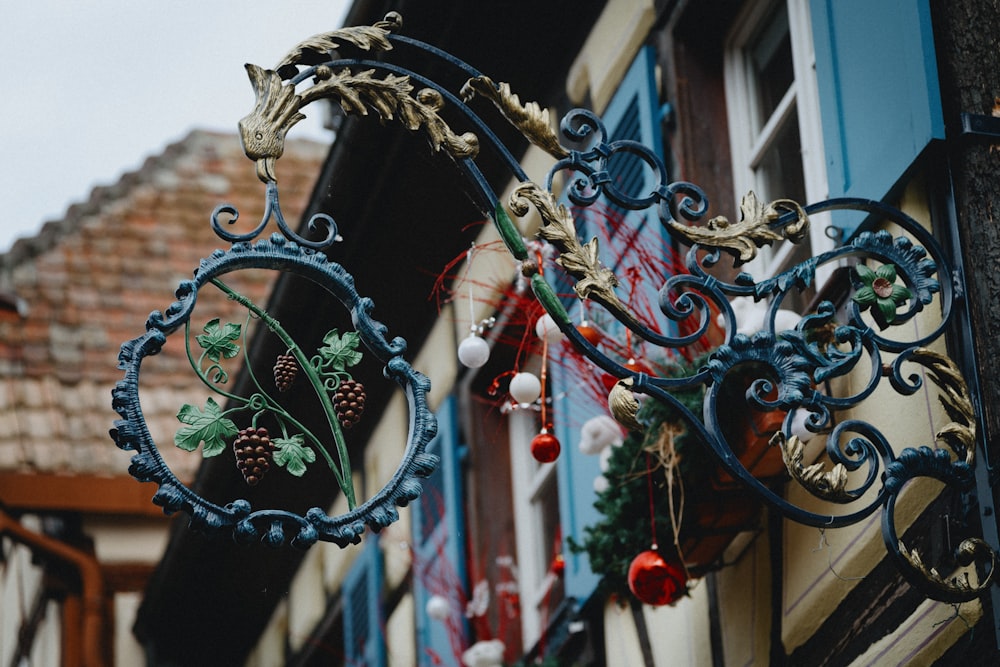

left=810, top=0, right=944, bottom=235
left=343, top=535, right=385, bottom=666
left=554, top=46, right=664, bottom=605
left=411, top=396, right=467, bottom=666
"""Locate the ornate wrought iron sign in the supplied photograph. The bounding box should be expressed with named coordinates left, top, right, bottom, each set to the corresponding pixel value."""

left=112, top=12, right=995, bottom=604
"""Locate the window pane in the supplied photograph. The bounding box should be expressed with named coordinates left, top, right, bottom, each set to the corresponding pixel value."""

left=751, top=4, right=794, bottom=126
left=755, top=111, right=806, bottom=204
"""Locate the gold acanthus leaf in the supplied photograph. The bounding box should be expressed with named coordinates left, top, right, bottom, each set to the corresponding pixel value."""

left=608, top=378, right=643, bottom=432
left=274, top=12, right=401, bottom=72
left=508, top=182, right=641, bottom=328
left=772, top=431, right=850, bottom=503
left=668, top=191, right=810, bottom=266
left=461, top=76, right=569, bottom=159
left=302, top=69, right=479, bottom=159
left=240, top=65, right=480, bottom=181
left=910, top=348, right=976, bottom=466
left=898, top=538, right=995, bottom=596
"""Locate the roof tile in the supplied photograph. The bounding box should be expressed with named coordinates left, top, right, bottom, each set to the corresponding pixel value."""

left=0, top=131, right=325, bottom=478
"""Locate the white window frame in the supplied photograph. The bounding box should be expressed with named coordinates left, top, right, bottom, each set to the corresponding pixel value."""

left=724, top=0, right=833, bottom=287
left=508, top=406, right=560, bottom=650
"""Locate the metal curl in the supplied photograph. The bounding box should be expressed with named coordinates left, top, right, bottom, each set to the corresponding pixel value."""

left=559, top=108, right=606, bottom=147
left=211, top=203, right=268, bottom=244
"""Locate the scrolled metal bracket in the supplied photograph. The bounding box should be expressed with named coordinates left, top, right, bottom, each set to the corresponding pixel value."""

left=112, top=12, right=999, bottom=606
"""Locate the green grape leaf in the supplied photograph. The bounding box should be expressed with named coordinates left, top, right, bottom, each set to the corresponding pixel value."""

left=273, top=434, right=316, bottom=477
left=317, top=329, right=363, bottom=370
left=196, top=318, right=242, bottom=362
left=174, top=397, right=238, bottom=457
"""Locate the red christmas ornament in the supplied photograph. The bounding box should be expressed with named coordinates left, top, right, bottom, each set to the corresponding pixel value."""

left=577, top=322, right=603, bottom=346
left=551, top=554, right=566, bottom=576
left=530, top=431, right=561, bottom=462
left=601, top=358, right=651, bottom=392
left=627, top=549, right=687, bottom=606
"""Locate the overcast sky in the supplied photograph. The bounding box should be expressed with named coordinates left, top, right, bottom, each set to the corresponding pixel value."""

left=0, top=1, right=351, bottom=253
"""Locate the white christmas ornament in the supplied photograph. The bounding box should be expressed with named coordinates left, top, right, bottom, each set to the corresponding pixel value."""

left=458, top=334, right=491, bottom=368
left=599, top=444, right=613, bottom=473
left=790, top=409, right=816, bottom=443
left=534, top=313, right=564, bottom=344
left=426, top=594, right=451, bottom=621
left=462, top=639, right=506, bottom=667
left=509, top=372, right=542, bottom=404
left=719, top=296, right=802, bottom=336
left=579, top=415, right=624, bottom=454
left=593, top=474, right=609, bottom=493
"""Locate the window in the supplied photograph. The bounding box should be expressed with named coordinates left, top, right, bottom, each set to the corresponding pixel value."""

left=508, top=405, right=563, bottom=650
left=724, top=0, right=831, bottom=299
left=411, top=396, right=467, bottom=665
left=342, top=535, right=385, bottom=666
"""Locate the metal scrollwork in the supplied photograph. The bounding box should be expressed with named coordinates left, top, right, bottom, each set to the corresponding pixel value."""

left=112, top=12, right=997, bottom=601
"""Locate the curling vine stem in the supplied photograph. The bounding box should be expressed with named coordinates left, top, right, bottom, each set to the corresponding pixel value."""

left=210, top=277, right=356, bottom=509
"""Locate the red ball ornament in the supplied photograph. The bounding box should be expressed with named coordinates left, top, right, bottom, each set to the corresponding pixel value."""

left=601, top=358, right=651, bottom=392
left=577, top=322, right=603, bottom=346
left=627, top=549, right=687, bottom=606
left=530, top=431, right=561, bottom=463
left=551, top=554, right=566, bottom=576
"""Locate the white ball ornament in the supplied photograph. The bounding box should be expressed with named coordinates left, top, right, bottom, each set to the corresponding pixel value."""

left=458, top=335, right=491, bottom=368
left=579, top=415, right=624, bottom=454
left=426, top=594, right=451, bottom=621
left=509, top=372, right=542, bottom=404
left=593, top=474, right=609, bottom=493
left=534, top=313, right=564, bottom=344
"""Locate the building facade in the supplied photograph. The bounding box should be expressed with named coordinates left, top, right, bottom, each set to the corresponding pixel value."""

left=75, top=0, right=1000, bottom=665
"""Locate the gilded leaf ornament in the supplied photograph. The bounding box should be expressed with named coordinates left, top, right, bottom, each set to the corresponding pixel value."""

left=608, top=378, right=643, bottom=432
left=771, top=431, right=851, bottom=503
left=911, top=347, right=976, bottom=466
left=239, top=12, right=478, bottom=182
left=898, top=538, right=995, bottom=598
left=509, top=182, right=643, bottom=329
left=461, top=76, right=570, bottom=159
left=669, top=191, right=810, bottom=265
left=274, top=11, right=401, bottom=73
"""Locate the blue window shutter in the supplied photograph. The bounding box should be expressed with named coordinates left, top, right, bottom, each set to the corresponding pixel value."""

left=343, top=535, right=385, bottom=666
left=811, top=0, right=944, bottom=235
left=553, top=46, right=663, bottom=604
left=552, top=361, right=605, bottom=603
left=411, top=396, right=466, bottom=666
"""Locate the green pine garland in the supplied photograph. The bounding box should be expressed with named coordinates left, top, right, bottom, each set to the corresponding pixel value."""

left=569, top=358, right=712, bottom=602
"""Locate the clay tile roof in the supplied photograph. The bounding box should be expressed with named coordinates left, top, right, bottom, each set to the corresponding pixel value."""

left=0, top=130, right=326, bottom=478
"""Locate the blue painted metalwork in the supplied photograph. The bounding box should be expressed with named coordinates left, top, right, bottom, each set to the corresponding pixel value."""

left=112, top=182, right=439, bottom=548
left=111, top=12, right=996, bottom=603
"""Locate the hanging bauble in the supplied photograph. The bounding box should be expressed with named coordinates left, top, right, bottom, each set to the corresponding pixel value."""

left=530, top=430, right=561, bottom=463
left=551, top=553, right=566, bottom=576
left=627, top=549, right=687, bottom=606
left=458, top=334, right=491, bottom=368
left=578, top=414, right=624, bottom=454
left=509, top=371, right=542, bottom=404
left=534, top=313, right=564, bottom=344
left=461, top=639, right=506, bottom=667
left=577, top=321, right=603, bottom=346
left=601, top=358, right=651, bottom=392
left=593, top=474, right=609, bottom=493
left=426, top=594, right=451, bottom=621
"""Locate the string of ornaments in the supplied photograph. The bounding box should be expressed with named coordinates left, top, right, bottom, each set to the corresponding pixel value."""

left=448, top=225, right=708, bottom=607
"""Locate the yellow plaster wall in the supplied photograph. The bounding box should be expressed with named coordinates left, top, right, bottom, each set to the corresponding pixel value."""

left=387, top=592, right=417, bottom=666
left=849, top=598, right=980, bottom=666
left=716, top=533, right=774, bottom=665
left=566, top=0, right=657, bottom=112
left=603, top=582, right=714, bottom=666
left=287, top=546, right=327, bottom=654
left=780, top=176, right=962, bottom=653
